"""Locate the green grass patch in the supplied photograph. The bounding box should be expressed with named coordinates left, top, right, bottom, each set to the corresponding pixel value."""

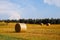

left=0, top=34, right=28, bottom=40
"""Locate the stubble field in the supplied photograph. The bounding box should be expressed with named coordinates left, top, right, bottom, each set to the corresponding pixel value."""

left=0, top=22, right=60, bottom=40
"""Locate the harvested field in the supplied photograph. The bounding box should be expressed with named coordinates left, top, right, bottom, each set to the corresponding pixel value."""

left=0, top=23, right=60, bottom=40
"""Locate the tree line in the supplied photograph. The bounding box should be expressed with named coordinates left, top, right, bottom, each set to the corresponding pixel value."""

left=0, top=18, right=60, bottom=24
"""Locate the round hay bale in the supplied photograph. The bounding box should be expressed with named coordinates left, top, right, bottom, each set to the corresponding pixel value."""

left=40, top=23, right=43, bottom=26
left=15, top=23, right=27, bottom=32
left=46, top=23, right=50, bottom=26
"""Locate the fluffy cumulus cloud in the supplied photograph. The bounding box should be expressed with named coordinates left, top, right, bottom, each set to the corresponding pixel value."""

left=44, top=0, right=60, bottom=7
left=0, top=0, right=21, bottom=20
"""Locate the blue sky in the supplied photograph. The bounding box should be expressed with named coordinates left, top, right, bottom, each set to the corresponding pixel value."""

left=0, top=0, right=60, bottom=20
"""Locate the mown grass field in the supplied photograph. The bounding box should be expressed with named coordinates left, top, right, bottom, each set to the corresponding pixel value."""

left=0, top=22, right=60, bottom=40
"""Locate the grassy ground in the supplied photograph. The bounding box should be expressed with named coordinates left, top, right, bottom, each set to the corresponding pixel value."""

left=0, top=23, right=60, bottom=40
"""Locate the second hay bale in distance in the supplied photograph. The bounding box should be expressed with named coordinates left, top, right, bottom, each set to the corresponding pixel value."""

left=46, top=23, right=50, bottom=26
left=40, top=23, right=44, bottom=26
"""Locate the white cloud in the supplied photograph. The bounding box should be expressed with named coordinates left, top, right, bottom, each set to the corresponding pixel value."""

left=0, top=0, right=20, bottom=20
left=0, top=0, right=37, bottom=19
left=9, top=11, right=20, bottom=20
left=44, top=0, right=60, bottom=7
